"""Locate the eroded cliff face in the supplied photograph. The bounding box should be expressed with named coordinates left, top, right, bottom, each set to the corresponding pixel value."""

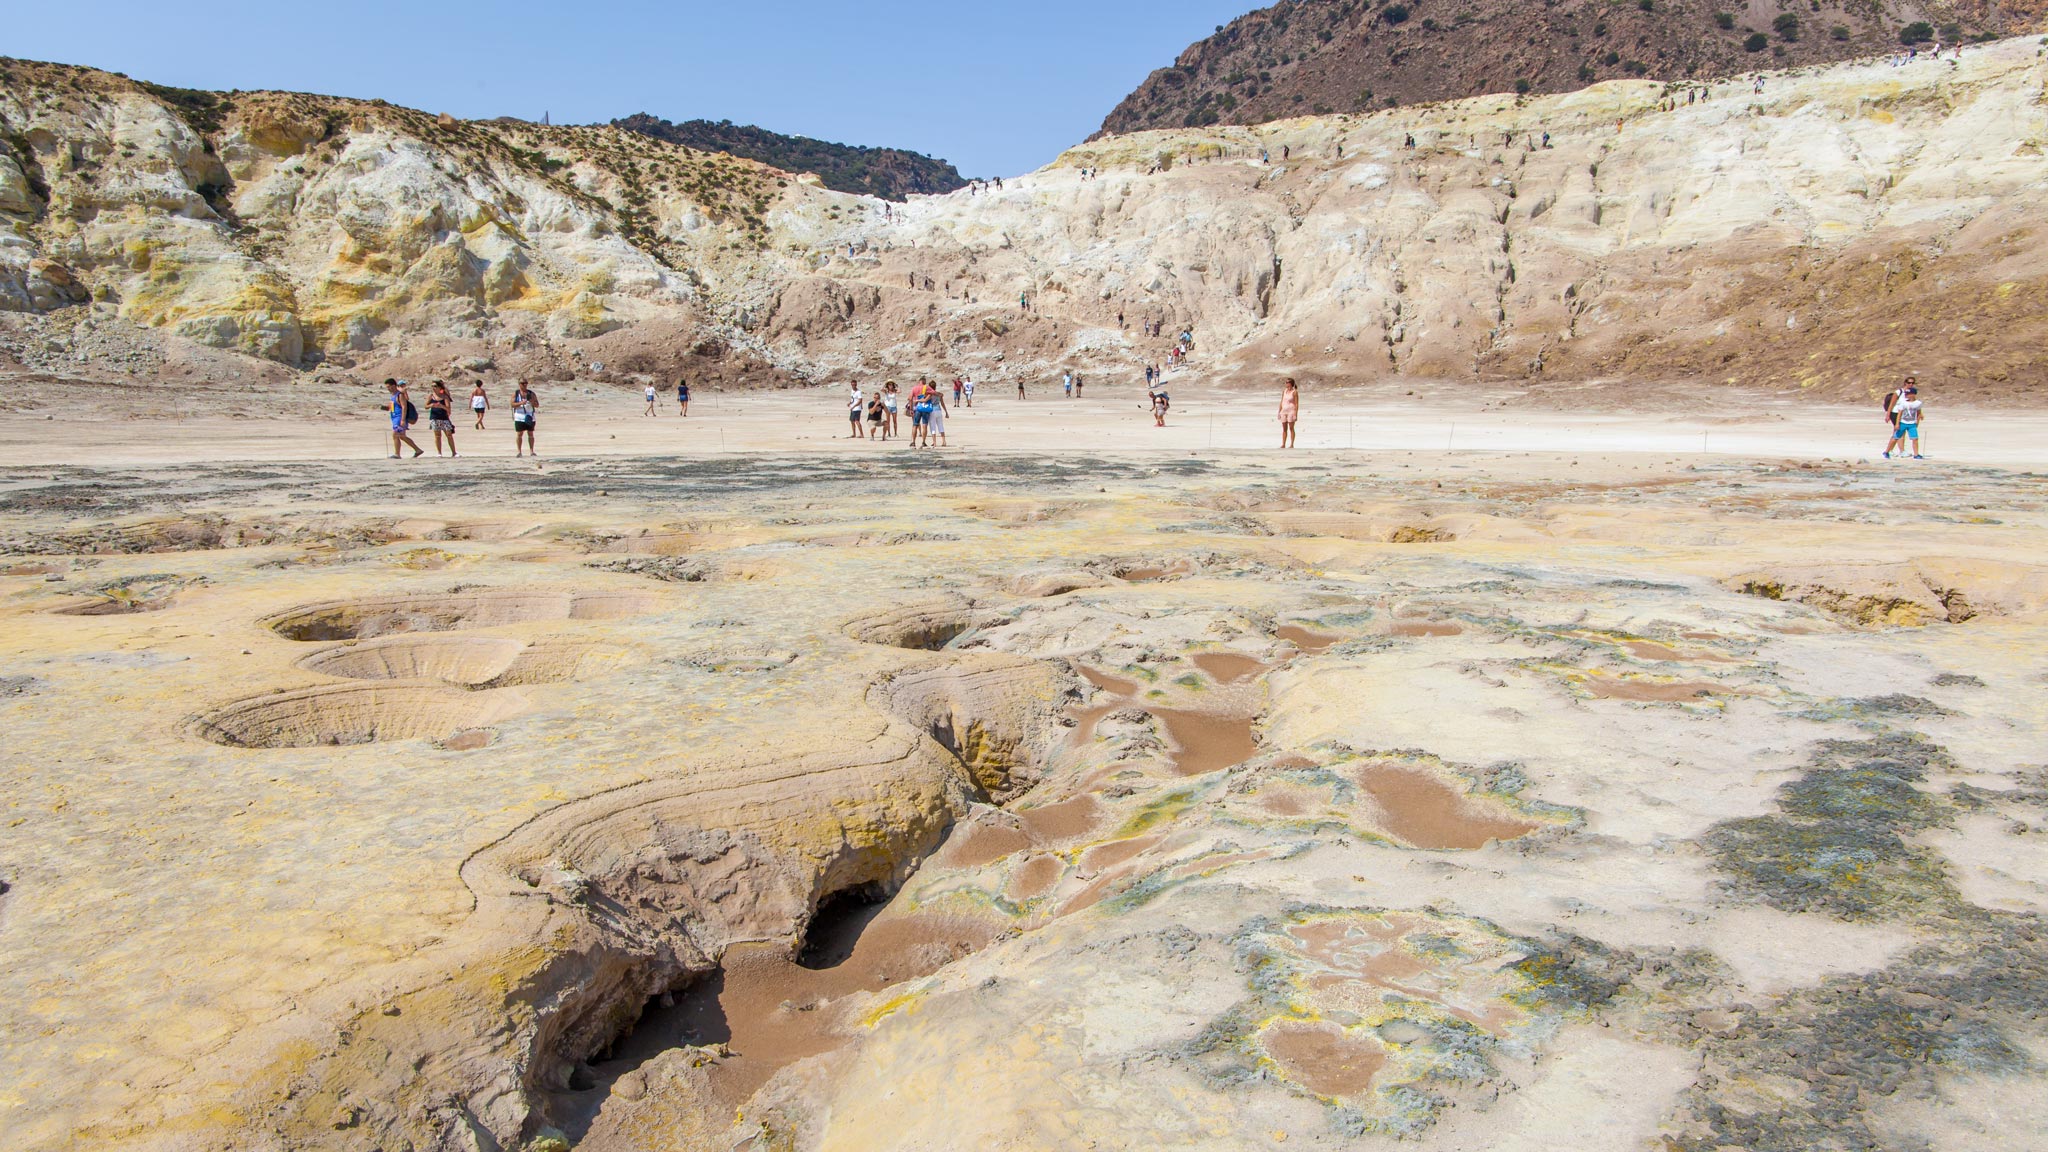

left=4, top=40, right=2048, bottom=401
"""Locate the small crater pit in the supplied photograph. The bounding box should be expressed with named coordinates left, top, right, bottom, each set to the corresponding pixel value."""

left=298, top=636, right=608, bottom=687
left=845, top=599, right=983, bottom=651
left=190, top=684, right=525, bottom=748
left=264, top=589, right=657, bottom=641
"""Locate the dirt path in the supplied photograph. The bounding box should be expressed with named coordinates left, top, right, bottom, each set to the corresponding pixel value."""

left=0, top=383, right=2037, bottom=467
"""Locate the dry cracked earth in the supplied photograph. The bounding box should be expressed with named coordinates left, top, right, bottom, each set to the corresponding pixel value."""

left=2, top=451, right=2046, bottom=1151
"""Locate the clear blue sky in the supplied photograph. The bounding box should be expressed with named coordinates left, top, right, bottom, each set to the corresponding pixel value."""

left=7, top=1, right=1256, bottom=177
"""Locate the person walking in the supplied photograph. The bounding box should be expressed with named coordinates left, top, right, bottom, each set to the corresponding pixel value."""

left=643, top=381, right=658, bottom=417
left=1150, top=385, right=1170, bottom=427
left=962, top=377, right=975, bottom=408
left=909, top=380, right=934, bottom=448
left=427, top=381, right=459, bottom=457
left=511, top=382, right=539, bottom=457
left=927, top=381, right=951, bottom=447
left=470, top=380, right=490, bottom=429
left=676, top=378, right=691, bottom=417
left=385, top=379, right=423, bottom=459
left=1063, top=370, right=1073, bottom=399
left=1884, top=384, right=1925, bottom=459
left=846, top=382, right=865, bottom=439
left=1278, top=377, right=1300, bottom=449
left=952, top=376, right=964, bottom=407
left=1074, top=373, right=1084, bottom=399
left=1017, top=377, right=1027, bottom=400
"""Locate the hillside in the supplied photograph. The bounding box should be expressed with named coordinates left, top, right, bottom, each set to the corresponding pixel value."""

left=1099, top=0, right=2036, bottom=133
left=613, top=114, right=966, bottom=200
left=4, top=44, right=2048, bottom=407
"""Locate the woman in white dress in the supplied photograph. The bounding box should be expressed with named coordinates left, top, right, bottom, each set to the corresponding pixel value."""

left=927, top=383, right=949, bottom=446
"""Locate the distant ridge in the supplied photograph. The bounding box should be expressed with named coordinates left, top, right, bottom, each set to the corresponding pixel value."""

left=1099, top=0, right=2030, bottom=134
left=613, top=114, right=967, bottom=201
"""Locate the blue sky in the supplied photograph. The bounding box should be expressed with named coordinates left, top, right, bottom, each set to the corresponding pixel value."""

left=7, top=1, right=1256, bottom=177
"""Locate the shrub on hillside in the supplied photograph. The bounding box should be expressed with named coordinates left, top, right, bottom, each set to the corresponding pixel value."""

left=1774, top=13, right=1801, bottom=40
left=1382, top=4, right=1410, bottom=24
left=1899, top=21, right=1933, bottom=43
left=1830, top=23, right=1850, bottom=39
left=1744, top=32, right=1769, bottom=50
left=1714, top=11, right=1736, bottom=29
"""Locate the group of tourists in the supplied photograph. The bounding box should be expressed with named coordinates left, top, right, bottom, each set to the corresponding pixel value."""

left=643, top=379, right=691, bottom=417
left=848, top=378, right=956, bottom=447
left=384, top=378, right=537, bottom=459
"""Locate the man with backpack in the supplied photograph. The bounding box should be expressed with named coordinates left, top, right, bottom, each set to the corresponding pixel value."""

left=385, top=379, right=423, bottom=459
left=1882, top=376, right=1913, bottom=434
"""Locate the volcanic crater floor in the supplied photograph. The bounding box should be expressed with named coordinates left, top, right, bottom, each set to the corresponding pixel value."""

left=1, top=451, right=2045, bottom=1152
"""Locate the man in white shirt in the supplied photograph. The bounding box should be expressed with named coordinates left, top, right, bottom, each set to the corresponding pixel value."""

left=962, top=378, right=975, bottom=408
left=846, top=383, right=865, bottom=439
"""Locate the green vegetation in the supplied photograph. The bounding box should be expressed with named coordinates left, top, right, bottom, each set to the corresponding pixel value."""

left=1774, top=13, right=1802, bottom=40
left=1899, top=21, right=1934, bottom=43
left=612, top=115, right=964, bottom=201
left=1744, top=31, right=1770, bottom=50
left=1714, top=11, right=1736, bottom=29
left=1831, top=23, right=1851, bottom=39
left=138, top=82, right=231, bottom=136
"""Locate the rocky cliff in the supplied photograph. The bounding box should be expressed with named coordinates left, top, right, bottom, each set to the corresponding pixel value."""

left=1098, top=0, right=2036, bottom=133
left=5, top=42, right=2048, bottom=403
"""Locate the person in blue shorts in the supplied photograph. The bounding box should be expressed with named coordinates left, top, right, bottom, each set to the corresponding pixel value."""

left=676, top=378, right=691, bottom=417
left=1884, top=385, right=1925, bottom=459
left=385, top=379, right=422, bottom=459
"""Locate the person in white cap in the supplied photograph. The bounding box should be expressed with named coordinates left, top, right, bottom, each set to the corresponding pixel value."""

left=1884, top=382, right=1925, bottom=459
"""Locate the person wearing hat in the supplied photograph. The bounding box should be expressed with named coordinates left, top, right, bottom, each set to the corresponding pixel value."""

left=1884, top=382, right=1925, bottom=459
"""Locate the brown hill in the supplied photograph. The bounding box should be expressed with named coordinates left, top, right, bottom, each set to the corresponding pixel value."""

left=1099, top=0, right=2038, bottom=133
left=611, top=114, right=966, bottom=201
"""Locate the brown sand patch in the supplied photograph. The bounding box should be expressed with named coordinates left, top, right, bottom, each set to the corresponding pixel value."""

left=1277, top=625, right=1339, bottom=654
left=1189, top=652, right=1267, bottom=683
left=938, top=819, right=1034, bottom=869
left=1016, top=795, right=1103, bottom=843
left=1006, top=854, right=1064, bottom=901
left=1582, top=676, right=1723, bottom=702
left=1263, top=1023, right=1387, bottom=1097
left=1078, top=836, right=1159, bottom=873
left=437, top=728, right=496, bottom=751
left=1078, top=667, right=1140, bottom=696
left=1153, top=708, right=1258, bottom=775
left=1620, top=639, right=1738, bottom=663
left=1389, top=621, right=1463, bottom=638
left=1353, top=764, right=1537, bottom=850
left=605, top=907, right=994, bottom=1111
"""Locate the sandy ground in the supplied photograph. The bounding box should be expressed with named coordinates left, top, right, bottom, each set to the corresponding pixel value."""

left=0, top=382, right=2036, bottom=467
left=2, top=394, right=2045, bottom=1152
